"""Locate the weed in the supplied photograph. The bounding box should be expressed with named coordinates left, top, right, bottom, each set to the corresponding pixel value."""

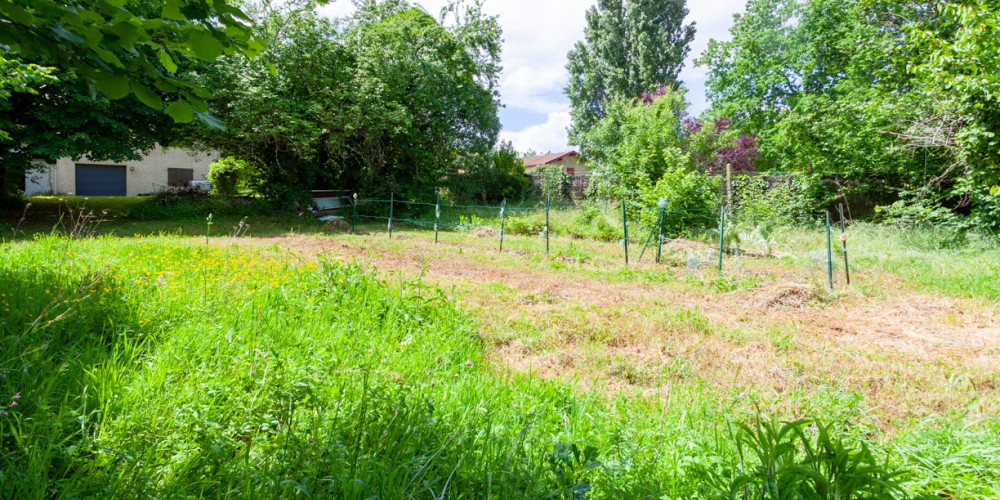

left=704, top=417, right=908, bottom=499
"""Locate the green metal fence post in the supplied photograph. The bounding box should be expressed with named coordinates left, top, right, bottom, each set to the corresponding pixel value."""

left=718, top=206, right=726, bottom=273
left=351, top=193, right=357, bottom=232
left=388, top=192, right=394, bottom=239
left=839, top=204, right=850, bottom=285
left=434, top=194, right=440, bottom=244
left=499, top=199, right=507, bottom=252
left=545, top=196, right=550, bottom=256
left=826, top=210, right=834, bottom=291
left=656, top=206, right=666, bottom=263
left=622, top=198, right=629, bottom=266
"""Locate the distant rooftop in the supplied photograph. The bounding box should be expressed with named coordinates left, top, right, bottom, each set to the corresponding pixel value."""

left=520, top=151, right=578, bottom=167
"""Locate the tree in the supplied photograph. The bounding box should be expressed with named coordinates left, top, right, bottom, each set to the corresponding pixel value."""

left=899, top=0, right=1000, bottom=228
left=697, top=0, right=936, bottom=209
left=0, top=67, right=179, bottom=204
left=564, top=0, right=696, bottom=143
left=698, top=0, right=1000, bottom=225
left=445, top=141, right=529, bottom=203
left=684, top=116, right=761, bottom=175
left=578, top=86, right=689, bottom=203
left=0, top=0, right=265, bottom=124
left=0, top=0, right=267, bottom=204
left=194, top=0, right=503, bottom=203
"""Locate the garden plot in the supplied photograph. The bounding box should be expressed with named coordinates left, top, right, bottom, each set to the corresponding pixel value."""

left=239, top=231, right=1000, bottom=431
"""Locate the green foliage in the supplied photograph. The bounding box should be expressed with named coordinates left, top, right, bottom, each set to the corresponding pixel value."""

left=0, top=53, right=54, bottom=116
left=0, top=0, right=264, bottom=124
left=705, top=418, right=907, bottom=499
left=126, top=191, right=283, bottom=219
left=580, top=87, right=690, bottom=205
left=567, top=204, right=621, bottom=241
left=197, top=0, right=502, bottom=203
left=206, top=156, right=252, bottom=197
left=565, top=0, right=696, bottom=141
left=640, top=169, right=721, bottom=234
left=1, top=67, right=178, bottom=204
left=533, top=164, right=569, bottom=201
left=446, top=141, right=530, bottom=203
left=504, top=212, right=546, bottom=236
left=731, top=175, right=813, bottom=222
left=698, top=0, right=1000, bottom=223
left=977, top=185, right=1000, bottom=235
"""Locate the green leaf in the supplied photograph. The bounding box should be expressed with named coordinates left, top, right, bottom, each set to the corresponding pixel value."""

left=224, top=25, right=248, bottom=40
left=194, top=110, right=225, bottom=130
left=94, top=72, right=131, bottom=99
left=165, top=100, right=194, bottom=122
left=163, top=0, right=185, bottom=21
left=93, top=47, right=123, bottom=66
left=189, top=30, right=224, bottom=60
left=50, top=23, right=87, bottom=43
left=154, top=80, right=178, bottom=93
left=158, top=50, right=178, bottom=73
left=112, top=21, right=142, bottom=47
left=991, top=185, right=999, bottom=196
left=131, top=81, right=162, bottom=108
left=1, top=3, right=36, bottom=25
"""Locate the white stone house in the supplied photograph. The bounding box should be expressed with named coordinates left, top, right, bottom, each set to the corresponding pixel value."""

left=24, top=145, right=218, bottom=196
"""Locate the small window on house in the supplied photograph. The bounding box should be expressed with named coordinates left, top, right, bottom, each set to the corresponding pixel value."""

left=167, top=168, right=194, bottom=187
left=566, top=167, right=575, bottom=177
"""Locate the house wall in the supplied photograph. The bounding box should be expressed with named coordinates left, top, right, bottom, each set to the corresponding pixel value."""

left=24, top=163, right=52, bottom=196
left=555, top=156, right=589, bottom=176
left=46, top=145, right=217, bottom=196
left=524, top=156, right=590, bottom=176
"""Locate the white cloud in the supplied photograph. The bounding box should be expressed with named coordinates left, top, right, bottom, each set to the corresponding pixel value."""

left=499, top=111, right=572, bottom=154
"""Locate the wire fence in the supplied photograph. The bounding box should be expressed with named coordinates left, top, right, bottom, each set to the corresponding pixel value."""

left=319, top=194, right=854, bottom=290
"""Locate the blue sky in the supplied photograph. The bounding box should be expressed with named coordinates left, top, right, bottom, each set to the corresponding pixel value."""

left=319, top=0, right=744, bottom=154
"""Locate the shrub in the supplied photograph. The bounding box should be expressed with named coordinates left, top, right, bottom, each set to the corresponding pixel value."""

left=567, top=204, right=621, bottom=241
left=504, top=213, right=546, bottom=235
left=640, top=169, right=721, bottom=234
left=207, top=157, right=253, bottom=197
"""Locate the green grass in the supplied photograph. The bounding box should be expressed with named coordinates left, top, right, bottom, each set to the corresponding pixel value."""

left=1, top=233, right=998, bottom=498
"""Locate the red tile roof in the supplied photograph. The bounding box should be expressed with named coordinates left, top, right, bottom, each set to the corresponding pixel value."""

left=520, top=151, right=578, bottom=167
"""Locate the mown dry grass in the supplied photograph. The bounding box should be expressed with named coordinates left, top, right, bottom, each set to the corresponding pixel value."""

left=236, top=229, right=1000, bottom=432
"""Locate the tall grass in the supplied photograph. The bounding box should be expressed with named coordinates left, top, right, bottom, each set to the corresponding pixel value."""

left=0, top=235, right=995, bottom=497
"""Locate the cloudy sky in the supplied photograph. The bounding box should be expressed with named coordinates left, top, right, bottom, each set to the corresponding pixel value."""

left=318, top=0, right=745, bottom=155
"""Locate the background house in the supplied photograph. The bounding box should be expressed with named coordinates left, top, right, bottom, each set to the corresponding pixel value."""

left=521, top=151, right=590, bottom=199
left=520, top=151, right=588, bottom=177
left=24, top=145, right=218, bottom=196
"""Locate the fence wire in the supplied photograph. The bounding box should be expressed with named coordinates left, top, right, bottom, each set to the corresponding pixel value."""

left=316, top=195, right=852, bottom=289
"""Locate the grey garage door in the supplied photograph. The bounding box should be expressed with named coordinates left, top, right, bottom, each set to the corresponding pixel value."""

left=75, top=164, right=126, bottom=196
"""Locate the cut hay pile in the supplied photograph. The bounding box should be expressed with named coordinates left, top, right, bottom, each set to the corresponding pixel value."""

left=322, top=218, right=351, bottom=233
left=752, top=282, right=826, bottom=310
left=471, top=226, right=499, bottom=238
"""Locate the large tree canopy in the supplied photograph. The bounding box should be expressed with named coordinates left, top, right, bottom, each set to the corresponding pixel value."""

left=0, top=0, right=264, bottom=123
left=565, top=0, right=695, bottom=143
left=194, top=0, right=505, bottom=202
left=0, top=0, right=268, bottom=204
left=698, top=0, right=1000, bottom=228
